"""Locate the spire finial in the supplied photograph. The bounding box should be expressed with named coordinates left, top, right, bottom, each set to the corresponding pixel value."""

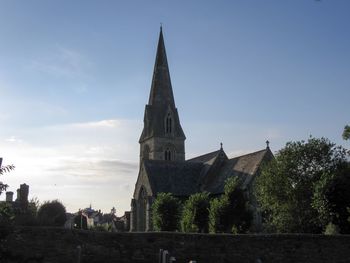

left=220, top=142, right=223, bottom=150
left=160, top=22, right=163, bottom=32
left=266, top=140, right=270, bottom=149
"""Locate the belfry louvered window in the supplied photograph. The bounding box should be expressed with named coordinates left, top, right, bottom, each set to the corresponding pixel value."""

left=164, top=149, right=171, bottom=161
left=166, top=113, right=172, bottom=134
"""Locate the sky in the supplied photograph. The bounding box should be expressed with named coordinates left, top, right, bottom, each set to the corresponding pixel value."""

left=0, top=1, right=349, bottom=214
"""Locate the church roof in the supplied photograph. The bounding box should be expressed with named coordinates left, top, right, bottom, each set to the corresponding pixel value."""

left=201, top=149, right=272, bottom=194
left=136, top=148, right=273, bottom=198
left=143, top=159, right=204, bottom=197
left=187, top=150, right=222, bottom=164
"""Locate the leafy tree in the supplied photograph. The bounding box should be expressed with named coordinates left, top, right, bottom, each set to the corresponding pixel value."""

left=313, top=163, right=350, bottom=233
left=0, top=202, right=15, bottom=225
left=343, top=125, right=350, bottom=140
left=152, top=193, right=181, bottom=231
left=0, top=202, right=15, bottom=236
left=209, top=196, right=229, bottom=233
left=255, top=137, right=348, bottom=233
left=37, top=200, right=67, bottom=226
left=13, top=197, right=40, bottom=226
left=209, top=177, right=252, bottom=233
left=182, top=192, right=210, bottom=233
left=0, top=164, right=15, bottom=195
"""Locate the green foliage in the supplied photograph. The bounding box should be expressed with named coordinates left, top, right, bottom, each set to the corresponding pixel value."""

left=74, top=213, right=88, bottom=229
left=343, top=125, right=350, bottom=140
left=152, top=193, right=182, bottom=231
left=313, top=164, right=350, bottom=233
left=324, top=222, right=340, bottom=235
left=0, top=202, right=15, bottom=237
left=0, top=202, right=15, bottom=225
left=0, top=164, right=15, bottom=175
left=181, top=192, right=210, bottom=233
left=209, top=177, right=252, bottom=233
left=209, top=197, right=230, bottom=233
left=0, top=164, right=15, bottom=195
left=92, top=224, right=109, bottom=232
left=255, top=137, right=348, bottom=233
left=37, top=200, right=67, bottom=227
left=13, top=197, right=40, bottom=226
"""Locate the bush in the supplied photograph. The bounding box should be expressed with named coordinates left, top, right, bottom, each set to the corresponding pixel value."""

left=324, top=222, right=340, bottom=235
left=37, top=200, right=66, bottom=226
left=209, top=177, right=252, bottom=233
left=182, top=192, right=210, bottom=233
left=0, top=202, right=15, bottom=237
left=152, top=193, right=181, bottom=231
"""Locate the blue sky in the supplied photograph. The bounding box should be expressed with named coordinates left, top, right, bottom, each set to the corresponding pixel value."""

left=0, top=1, right=349, bottom=214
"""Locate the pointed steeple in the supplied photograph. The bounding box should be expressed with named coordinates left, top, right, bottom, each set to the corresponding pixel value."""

left=139, top=28, right=186, bottom=162
left=148, top=27, right=175, bottom=106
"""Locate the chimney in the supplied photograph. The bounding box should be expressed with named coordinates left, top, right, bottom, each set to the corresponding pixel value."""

left=6, top=191, right=14, bottom=202
left=19, top=184, right=29, bottom=204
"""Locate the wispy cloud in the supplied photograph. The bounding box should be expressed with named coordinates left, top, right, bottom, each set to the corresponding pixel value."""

left=29, top=46, right=93, bottom=93
left=0, top=118, right=140, bottom=214
left=70, top=120, right=120, bottom=128
left=31, top=47, right=91, bottom=77
left=5, top=136, right=23, bottom=143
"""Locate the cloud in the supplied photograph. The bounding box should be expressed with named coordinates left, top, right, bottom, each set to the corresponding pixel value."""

left=29, top=46, right=93, bottom=93
left=70, top=120, right=120, bottom=128
left=5, top=136, right=23, bottom=143
left=0, top=118, right=140, bottom=214
left=0, top=118, right=291, bottom=214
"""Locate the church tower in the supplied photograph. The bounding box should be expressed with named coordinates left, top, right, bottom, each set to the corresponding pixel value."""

left=139, top=27, right=186, bottom=162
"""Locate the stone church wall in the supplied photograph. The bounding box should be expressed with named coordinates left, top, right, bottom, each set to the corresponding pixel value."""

left=1, top=227, right=350, bottom=263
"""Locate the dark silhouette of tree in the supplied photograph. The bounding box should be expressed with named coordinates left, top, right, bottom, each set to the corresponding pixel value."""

left=37, top=200, right=66, bottom=227
left=343, top=125, right=350, bottom=140
left=0, top=164, right=15, bottom=195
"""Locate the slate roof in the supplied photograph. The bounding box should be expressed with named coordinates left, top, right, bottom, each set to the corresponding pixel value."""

left=138, top=148, right=273, bottom=198
left=187, top=150, right=221, bottom=164
left=143, top=159, right=204, bottom=196
left=201, top=149, right=271, bottom=194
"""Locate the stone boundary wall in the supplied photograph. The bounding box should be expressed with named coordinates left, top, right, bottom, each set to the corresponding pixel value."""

left=1, top=227, right=350, bottom=263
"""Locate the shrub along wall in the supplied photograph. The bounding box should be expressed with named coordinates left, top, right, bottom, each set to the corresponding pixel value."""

left=1, top=227, right=350, bottom=263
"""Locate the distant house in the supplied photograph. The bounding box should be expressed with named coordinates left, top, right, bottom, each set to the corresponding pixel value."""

left=66, top=206, right=127, bottom=231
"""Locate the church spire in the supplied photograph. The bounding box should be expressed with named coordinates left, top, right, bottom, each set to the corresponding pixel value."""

left=139, top=28, right=186, bottom=162
left=148, top=27, right=175, bottom=106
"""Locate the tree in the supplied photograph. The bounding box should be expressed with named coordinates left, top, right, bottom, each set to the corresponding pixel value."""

left=255, top=137, right=348, bottom=233
left=313, top=163, right=350, bottom=234
left=343, top=125, right=350, bottom=140
left=0, top=164, right=15, bottom=195
left=151, top=193, right=182, bottom=231
left=182, top=192, right=210, bottom=233
left=37, top=200, right=67, bottom=226
left=209, top=177, right=252, bottom=233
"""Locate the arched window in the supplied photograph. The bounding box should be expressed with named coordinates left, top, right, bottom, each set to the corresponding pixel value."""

left=138, top=187, right=147, bottom=231
left=165, top=113, right=172, bottom=134
left=164, top=148, right=171, bottom=161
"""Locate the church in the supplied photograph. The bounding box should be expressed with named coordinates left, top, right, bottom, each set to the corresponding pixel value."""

left=130, top=28, right=273, bottom=232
